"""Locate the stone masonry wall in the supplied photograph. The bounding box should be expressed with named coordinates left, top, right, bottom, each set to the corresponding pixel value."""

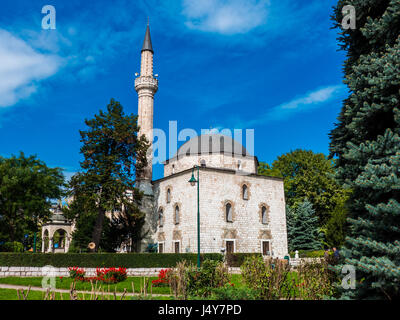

left=0, top=266, right=242, bottom=277
left=152, top=168, right=288, bottom=258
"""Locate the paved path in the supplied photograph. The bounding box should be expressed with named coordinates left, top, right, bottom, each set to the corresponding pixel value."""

left=0, top=283, right=171, bottom=299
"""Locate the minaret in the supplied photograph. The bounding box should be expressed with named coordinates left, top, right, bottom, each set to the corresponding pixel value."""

left=135, top=24, right=158, bottom=195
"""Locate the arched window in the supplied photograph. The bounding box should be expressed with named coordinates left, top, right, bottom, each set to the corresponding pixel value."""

left=237, top=160, right=242, bottom=171
left=242, top=184, right=248, bottom=200
left=159, top=209, right=164, bottom=227
left=226, top=203, right=233, bottom=222
left=172, top=165, right=175, bottom=174
left=200, top=159, right=206, bottom=167
left=167, top=189, right=171, bottom=203
left=175, top=205, right=180, bottom=224
left=261, top=206, right=268, bottom=224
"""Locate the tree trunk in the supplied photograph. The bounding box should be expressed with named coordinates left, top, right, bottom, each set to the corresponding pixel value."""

left=90, top=207, right=105, bottom=252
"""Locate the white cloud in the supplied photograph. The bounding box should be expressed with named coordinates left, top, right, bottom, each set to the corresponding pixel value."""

left=278, top=86, right=343, bottom=111
left=0, top=29, right=62, bottom=107
left=182, top=0, right=270, bottom=35
left=237, top=84, right=346, bottom=127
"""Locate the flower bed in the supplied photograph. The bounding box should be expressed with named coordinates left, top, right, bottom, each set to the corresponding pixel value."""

left=68, top=266, right=127, bottom=284
left=151, top=268, right=171, bottom=287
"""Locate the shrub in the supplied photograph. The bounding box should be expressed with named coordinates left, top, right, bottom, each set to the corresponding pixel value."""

left=289, top=250, right=325, bottom=258
left=225, top=253, right=262, bottom=267
left=68, top=266, right=127, bottom=284
left=241, top=256, right=292, bottom=300
left=166, top=260, right=190, bottom=299
left=186, top=259, right=230, bottom=298
left=166, top=259, right=231, bottom=299
left=151, top=269, right=171, bottom=287
left=295, top=261, right=337, bottom=299
left=96, top=267, right=127, bottom=284
left=1, top=242, right=24, bottom=253
left=68, top=266, right=86, bottom=280
left=210, top=284, right=259, bottom=300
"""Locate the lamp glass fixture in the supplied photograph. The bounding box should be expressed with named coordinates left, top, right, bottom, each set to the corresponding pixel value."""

left=188, top=171, right=197, bottom=186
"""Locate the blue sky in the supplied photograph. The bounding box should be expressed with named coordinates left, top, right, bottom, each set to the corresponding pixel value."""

left=0, top=0, right=346, bottom=181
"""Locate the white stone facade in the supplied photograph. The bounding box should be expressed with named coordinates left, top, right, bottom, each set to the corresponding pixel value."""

left=151, top=167, right=288, bottom=258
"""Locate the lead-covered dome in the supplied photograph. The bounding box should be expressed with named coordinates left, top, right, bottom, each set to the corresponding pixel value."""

left=175, top=133, right=251, bottom=159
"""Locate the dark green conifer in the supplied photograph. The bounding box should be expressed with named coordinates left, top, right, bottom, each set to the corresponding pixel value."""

left=330, top=0, right=400, bottom=299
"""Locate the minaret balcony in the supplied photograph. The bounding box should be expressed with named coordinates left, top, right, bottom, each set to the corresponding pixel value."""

left=135, top=76, right=158, bottom=92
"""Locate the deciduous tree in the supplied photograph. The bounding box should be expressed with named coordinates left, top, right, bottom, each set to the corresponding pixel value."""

left=67, top=99, right=148, bottom=252
left=0, top=153, right=64, bottom=245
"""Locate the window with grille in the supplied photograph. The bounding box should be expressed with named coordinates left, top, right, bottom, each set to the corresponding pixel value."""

left=226, top=203, right=233, bottom=222
left=261, top=206, right=268, bottom=224
left=167, top=189, right=171, bottom=203
left=175, top=205, right=180, bottom=224
left=159, top=209, right=164, bottom=227
left=242, top=185, right=248, bottom=200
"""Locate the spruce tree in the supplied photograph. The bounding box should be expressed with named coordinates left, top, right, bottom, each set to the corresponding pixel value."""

left=330, top=0, right=400, bottom=299
left=287, top=200, right=322, bottom=252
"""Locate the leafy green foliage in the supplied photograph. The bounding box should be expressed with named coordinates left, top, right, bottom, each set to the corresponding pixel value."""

left=295, top=261, right=338, bottom=300
left=329, top=0, right=400, bottom=299
left=225, top=253, right=262, bottom=267
left=240, top=256, right=292, bottom=300
left=257, top=162, right=282, bottom=178
left=258, top=150, right=348, bottom=225
left=209, top=284, right=259, bottom=300
left=288, top=250, right=326, bottom=258
left=241, top=256, right=337, bottom=300
left=0, top=253, right=223, bottom=268
left=67, top=99, right=149, bottom=252
left=324, top=200, right=347, bottom=248
left=1, top=242, right=24, bottom=253
left=0, top=152, right=65, bottom=244
left=186, top=260, right=230, bottom=298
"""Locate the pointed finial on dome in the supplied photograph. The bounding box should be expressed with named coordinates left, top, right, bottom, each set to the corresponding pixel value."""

left=142, top=22, right=153, bottom=53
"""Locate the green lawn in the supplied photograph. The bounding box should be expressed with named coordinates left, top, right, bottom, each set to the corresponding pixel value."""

left=0, top=288, right=71, bottom=300
left=0, top=274, right=246, bottom=293
left=0, top=273, right=303, bottom=300
left=0, top=288, right=174, bottom=300
left=0, top=276, right=172, bottom=295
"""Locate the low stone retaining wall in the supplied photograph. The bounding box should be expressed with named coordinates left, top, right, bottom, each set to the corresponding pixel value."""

left=289, top=257, right=323, bottom=267
left=0, top=266, right=242, bottom=278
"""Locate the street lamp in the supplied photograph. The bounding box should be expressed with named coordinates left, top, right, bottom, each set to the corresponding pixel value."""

left=188, top=165, right=200, bottom=270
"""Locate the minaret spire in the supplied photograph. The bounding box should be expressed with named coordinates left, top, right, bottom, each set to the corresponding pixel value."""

left=135, top=24, right=158, bottom=195
left=142, top=23, right=153, bottom=53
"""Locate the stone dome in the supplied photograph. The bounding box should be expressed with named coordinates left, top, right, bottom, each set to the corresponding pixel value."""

left=175, top=134, right=251, bottom=159
left=51, top=213, right=67, bottom=223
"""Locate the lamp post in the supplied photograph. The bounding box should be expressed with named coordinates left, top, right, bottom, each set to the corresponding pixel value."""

left=33, top=232, right=37, bottom=253
left=188, top=165, right=200, bottom=270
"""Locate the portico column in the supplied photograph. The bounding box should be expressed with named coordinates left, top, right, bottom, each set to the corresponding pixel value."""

left=65, top=236, right=70, bottom=253
left=48, top=238, right=53, bottom=253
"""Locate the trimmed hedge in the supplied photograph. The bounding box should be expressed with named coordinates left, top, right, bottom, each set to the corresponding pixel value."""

left=0, top=253, right=223, bottom=268
left=288, top=250, right=325, bottom=258
left=225, top=253, right=263, bottom=267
